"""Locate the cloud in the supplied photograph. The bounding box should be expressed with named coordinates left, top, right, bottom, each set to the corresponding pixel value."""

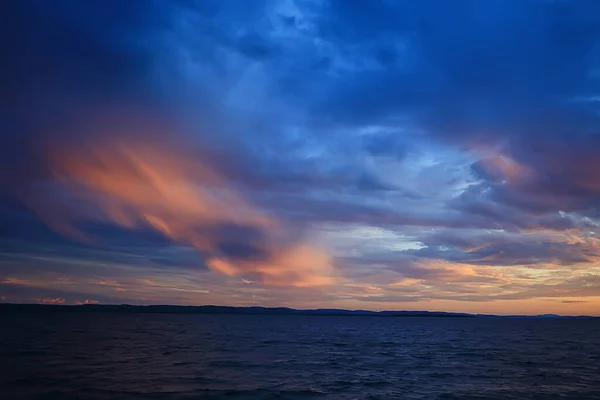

left=301, top=0, right=600, bottom=220
left=18, top=120, right=334, bottom=287
left=410, top=228, right=600, bottom=267
left=1, top=0, right=600, bottom=313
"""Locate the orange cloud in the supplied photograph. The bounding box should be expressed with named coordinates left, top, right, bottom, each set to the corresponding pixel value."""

left=32, top=297, right=66, bottom=304
left=26, top=126, right=334, bottom=287
left=76, top=299, right=100, bottom=305
left=207, top=245, right=335, bottom=287
left=472, top=146, right=531, bottom=184
left=389, top=278, right=423, bottom=287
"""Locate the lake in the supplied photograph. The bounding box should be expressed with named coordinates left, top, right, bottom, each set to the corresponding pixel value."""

left=1, top=314, right=599, bottom=399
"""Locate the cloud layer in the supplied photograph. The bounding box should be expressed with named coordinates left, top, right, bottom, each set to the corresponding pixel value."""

left=1, top=0, right=600, bottom=314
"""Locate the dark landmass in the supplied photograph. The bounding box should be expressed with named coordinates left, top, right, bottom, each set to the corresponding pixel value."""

left=0, top=303, right=597, bottom=318
left=0, top=303, right=473, bottom=317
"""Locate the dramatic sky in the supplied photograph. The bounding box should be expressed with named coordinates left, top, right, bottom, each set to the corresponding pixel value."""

left=1, top=0, right=600, bottom=315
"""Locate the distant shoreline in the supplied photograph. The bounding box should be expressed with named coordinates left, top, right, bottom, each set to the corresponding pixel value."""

left=0, top=303, right=597, bottom=318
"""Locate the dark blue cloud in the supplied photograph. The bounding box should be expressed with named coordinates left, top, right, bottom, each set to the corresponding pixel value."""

left=310, top=0, right=600, bottom=130
left=0, top=0, right=176, bottom=120
left=299, top=0, right=600, bottom=218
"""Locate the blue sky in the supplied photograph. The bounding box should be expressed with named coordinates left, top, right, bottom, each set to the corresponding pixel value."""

left=1, top=0, right=600, bottom=314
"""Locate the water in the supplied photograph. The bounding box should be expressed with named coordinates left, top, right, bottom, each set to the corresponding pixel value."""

left=1, top=314, right=599, bottom=399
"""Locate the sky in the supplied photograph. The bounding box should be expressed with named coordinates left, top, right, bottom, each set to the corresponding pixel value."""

left=1, top=0, right=600, bottom=315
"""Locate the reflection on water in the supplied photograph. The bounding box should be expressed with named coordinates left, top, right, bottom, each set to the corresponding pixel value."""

left=1, top=314, right=599, bottom=399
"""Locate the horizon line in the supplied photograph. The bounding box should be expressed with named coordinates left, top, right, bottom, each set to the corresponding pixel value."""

left=1, top=302, right=598, bottom=318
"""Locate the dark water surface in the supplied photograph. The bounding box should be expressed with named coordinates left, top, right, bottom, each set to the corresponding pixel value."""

left=1, top=314, right=599, bottom=400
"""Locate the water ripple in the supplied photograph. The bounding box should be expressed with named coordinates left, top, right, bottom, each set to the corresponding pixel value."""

left=1, top=315, right=599, bottom=399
